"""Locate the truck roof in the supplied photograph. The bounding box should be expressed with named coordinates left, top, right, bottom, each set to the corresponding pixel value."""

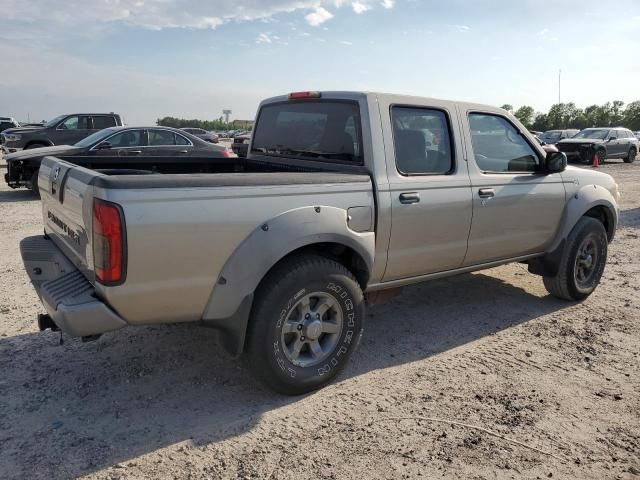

left=260, top=91, right=508, bottom=115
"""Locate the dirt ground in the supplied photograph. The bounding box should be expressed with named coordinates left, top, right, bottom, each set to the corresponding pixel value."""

left=0, top=160, right=638, bottom=480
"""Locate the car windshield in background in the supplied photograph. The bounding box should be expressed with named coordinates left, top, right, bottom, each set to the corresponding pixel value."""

left=251, top=100, right=363, bottom=164
left=74, top=128, right=119, bottom=147
left=44, top=115, right=67, bottom=128
left=541, top=131, right=561, bottom=143
left=573, top=129, right=609, bottom=140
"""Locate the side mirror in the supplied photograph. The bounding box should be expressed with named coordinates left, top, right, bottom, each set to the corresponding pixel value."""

left=96, top=142, right=112, bottom=150
left=546, top=151, right=567, bottom=173
left=608, top=137, right=617, bottom=142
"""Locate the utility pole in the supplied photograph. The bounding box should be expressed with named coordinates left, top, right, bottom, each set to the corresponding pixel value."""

left=558, top=69, right=561, bottom=104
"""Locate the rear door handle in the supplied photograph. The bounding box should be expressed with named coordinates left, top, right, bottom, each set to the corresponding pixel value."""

left=399, top=192, right=420, bottom=204
left=178, top=150, right=189, bottom=154
left=129, top=150, right=142, bottom=155
left=478, top=188, right=495, bottom=198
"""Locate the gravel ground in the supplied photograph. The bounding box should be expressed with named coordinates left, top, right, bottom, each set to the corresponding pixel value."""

left=0, top=160, right=638, bottom=480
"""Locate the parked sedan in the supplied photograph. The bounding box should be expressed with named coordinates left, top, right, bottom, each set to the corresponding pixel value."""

left=4, top=126, right=235, bottom=191
left=180, top=127, right=219, bottom=143
left=538, top=129, right=579, bottom=145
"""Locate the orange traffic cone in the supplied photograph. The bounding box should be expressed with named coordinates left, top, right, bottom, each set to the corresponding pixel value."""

left=591, top=151, right=599, bottom=168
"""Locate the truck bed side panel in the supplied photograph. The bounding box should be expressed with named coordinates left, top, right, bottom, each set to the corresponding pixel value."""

left=96, top=177, right=375, bottom=325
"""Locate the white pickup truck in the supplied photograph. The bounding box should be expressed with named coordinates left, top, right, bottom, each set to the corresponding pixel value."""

left=20, top=91, right=620, bottom=394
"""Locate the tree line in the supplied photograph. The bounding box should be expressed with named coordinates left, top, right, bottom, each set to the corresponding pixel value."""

left=156, top=116, right=239, bottom=131
left=501, top=101, right=640, bottom=132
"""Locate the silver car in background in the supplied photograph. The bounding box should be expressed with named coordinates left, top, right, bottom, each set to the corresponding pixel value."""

left=180, top=127, right=219, bottom=143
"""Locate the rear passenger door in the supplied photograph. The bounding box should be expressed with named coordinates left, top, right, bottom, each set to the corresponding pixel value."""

left=381, top=101, right=473, bottom=281
left=461, top=111, right=566, bottom=265
left=147, top=129, right=194, bottom=173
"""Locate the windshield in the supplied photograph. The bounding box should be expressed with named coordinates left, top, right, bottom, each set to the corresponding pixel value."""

left=74, top=128, right=119, bottom=147
left=251, top=100, right=363, bottom=164
left=44, top=115, right=67, bottom=128
left=540, top=131, right=561, bottom=143
left=573, top=129, right=609, bottom=140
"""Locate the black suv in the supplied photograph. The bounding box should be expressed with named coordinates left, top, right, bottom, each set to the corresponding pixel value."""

left=556, top=127, right=638, bottom=164
left=0, top=113, right=123, bottom=153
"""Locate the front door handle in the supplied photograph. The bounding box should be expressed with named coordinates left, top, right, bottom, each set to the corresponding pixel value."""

left=399, top=192, right=420, bottom=204
left=178, top=150, right=189, bottom=154
left=478, top=188, right=495, bottom=198
left=129, top=150, right=142, bottom=155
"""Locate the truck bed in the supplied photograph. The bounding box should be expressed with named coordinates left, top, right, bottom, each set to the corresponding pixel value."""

left=33, top=156, right=375, bottom=331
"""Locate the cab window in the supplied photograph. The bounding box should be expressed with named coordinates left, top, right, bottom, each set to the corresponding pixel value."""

left=106, top=130, right=143, bottom=148
left=60, top=116, right=90, bottom=130
left=149, top=129, right=177, bottom=146
left=391, top=107, right=453, bottom=175
left=469, top=113, right=540, bottom=173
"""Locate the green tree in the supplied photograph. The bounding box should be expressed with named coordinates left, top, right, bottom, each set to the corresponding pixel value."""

left=531, top=113, right=549, bottom=132
left=623, top=101, right=640, bottom=131
left=514, top=105, right=535, bottom=128
left=500, top=104, right=514, bottom=113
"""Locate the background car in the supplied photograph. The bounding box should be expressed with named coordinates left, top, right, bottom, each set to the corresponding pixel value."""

left=4, top=126, right=235, bottom=191
left=231, top=133, right=251, bottom=158
left=0, top=117, right=19, bottom=133
left=180, top=127, right=219, bottom=143
left=538, top=129, right=579, bottom=145
left=556, top=127, right=638, bottom=164
left=0, top=113, right=123, bottom=153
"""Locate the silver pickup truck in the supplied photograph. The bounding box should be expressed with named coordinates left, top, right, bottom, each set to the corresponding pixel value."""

left=20, top=91, right=620, bottom=394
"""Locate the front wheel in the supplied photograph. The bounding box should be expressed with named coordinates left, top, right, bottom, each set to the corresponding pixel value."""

left=245, top=255, right=365, bottom=395
left=624, top=147, right=636, bottom=163
left=543, top=217, right=607, bottom=301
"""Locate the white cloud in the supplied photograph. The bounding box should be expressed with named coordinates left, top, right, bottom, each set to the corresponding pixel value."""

left=0, top=0, right=391, bottom=30
left=305, top=7, right=334, bottom=26
left=448, top=24, right=470, bottom=32
left=537, top=28, right=549, bottom=36
left=352, top=1, right=370, bottom=14
left=256, top=32, right=273, bottom=44
left=340, top=40, right=353, bottom=45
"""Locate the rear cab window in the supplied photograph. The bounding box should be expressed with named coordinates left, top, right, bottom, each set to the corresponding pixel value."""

left=92, top=116, right=117, bottom=129
left=251, top=100, right=363, bottom=165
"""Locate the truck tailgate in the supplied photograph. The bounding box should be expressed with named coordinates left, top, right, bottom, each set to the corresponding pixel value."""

left=38, top=157, right=96, bottom=279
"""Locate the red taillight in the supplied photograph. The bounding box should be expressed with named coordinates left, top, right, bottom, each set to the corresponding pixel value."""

left=222, top=148, right=231, bottom=158
left=93, top=198, right=126, bottom=285
left=288, top=91, right=321, bottom=100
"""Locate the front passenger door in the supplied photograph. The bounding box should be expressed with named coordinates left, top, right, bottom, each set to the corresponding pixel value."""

left=90, top=129, right=146, bottom=170
left=462, top=112, right=566, bottom=265
left=56, top=115, right=91, bottom=145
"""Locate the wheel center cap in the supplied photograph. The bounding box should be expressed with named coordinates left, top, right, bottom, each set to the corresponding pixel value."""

left=305, top=320, right=322, bottom=340
left=583, top=255, right=593, bottom=268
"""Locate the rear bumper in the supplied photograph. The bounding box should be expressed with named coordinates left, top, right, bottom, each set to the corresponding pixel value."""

left=20, top=235, right=127, bottom=337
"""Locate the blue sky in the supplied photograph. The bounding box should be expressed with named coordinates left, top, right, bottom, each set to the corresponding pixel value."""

left=1, top=0, right=639, bottom=124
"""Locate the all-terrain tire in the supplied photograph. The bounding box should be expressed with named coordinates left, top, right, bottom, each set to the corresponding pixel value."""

left=245, top=254, right=365, bottom=395
left=543, top=217, right=607, bottom=301
left=624, top=147, right=636, bottom=163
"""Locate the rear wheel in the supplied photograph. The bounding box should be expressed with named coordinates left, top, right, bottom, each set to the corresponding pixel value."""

left=543, top=217, right=607, bottom=301
left=624, top=147, right=636, bottom=163
left=245, top=254, right=365, bottom=395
